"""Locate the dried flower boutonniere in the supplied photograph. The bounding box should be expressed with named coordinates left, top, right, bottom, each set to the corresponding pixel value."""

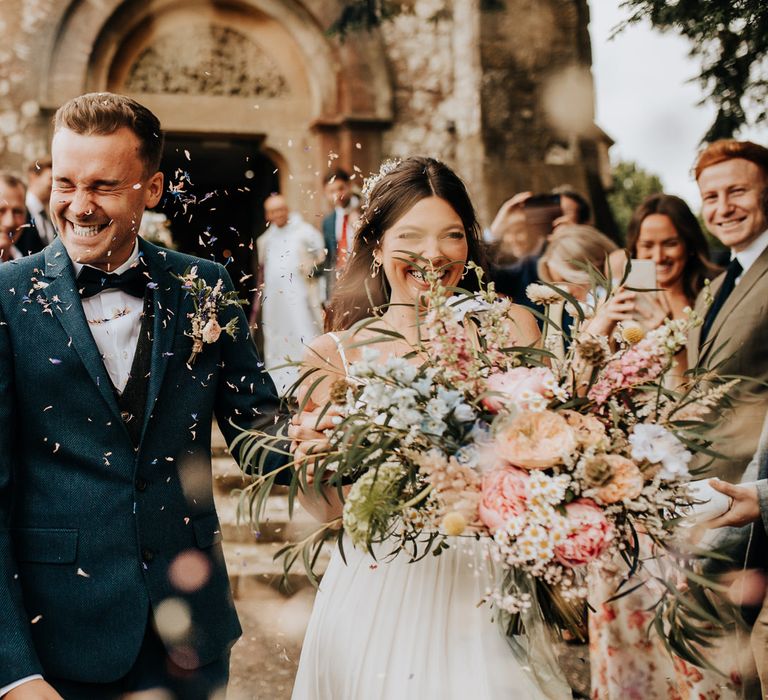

left=178, top=266, right=243, bottom=365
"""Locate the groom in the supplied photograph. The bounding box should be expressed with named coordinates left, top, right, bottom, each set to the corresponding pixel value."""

left=0, top=94, right=285, bottom=698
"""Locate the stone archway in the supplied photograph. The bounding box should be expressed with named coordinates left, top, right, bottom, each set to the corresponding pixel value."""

left=39, top=0, right=394, bottom=214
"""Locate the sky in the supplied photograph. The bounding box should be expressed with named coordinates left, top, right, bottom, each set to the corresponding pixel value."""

left=587, top=1, right=767, bottom=209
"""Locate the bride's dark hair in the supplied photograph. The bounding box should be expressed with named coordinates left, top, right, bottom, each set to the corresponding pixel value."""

left=325, top=156, right=488, bottom=332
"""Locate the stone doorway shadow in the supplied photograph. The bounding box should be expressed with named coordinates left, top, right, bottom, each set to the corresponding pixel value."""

left=157, top=135, right=279, bottom=308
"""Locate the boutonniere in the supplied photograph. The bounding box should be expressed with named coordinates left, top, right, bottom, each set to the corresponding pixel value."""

left=177, top=266, right=243, bottom=365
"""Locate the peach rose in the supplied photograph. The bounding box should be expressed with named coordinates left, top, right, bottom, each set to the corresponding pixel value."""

left=560, top=410, right=607, bottom=450
left=554, top=498, right=613, bottom=567
left=483, top=367, right=556, bottom=413
left=494, top=410, right=576, bottom=469
left=201, top=318, right=222, bottom=344
left=595, top=455, right=644, bottom=504
left=478, top=467, right=530, bottom=533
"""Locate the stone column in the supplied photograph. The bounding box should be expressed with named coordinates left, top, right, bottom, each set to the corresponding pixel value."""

left=451, top=0, right=488, bottom=222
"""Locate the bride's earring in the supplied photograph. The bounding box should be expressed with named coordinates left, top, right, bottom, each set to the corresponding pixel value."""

left=371, top=255, right=382, bottom=278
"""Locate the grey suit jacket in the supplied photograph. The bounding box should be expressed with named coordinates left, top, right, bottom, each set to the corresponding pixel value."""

left=688, top=244, right=768, bottom=483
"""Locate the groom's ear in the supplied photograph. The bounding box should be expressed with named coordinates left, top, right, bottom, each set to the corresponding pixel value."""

left=144, top=171, right=164, bottom=208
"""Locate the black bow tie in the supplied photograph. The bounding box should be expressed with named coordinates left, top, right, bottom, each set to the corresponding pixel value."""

left=77, top=264, right=149, bottom=299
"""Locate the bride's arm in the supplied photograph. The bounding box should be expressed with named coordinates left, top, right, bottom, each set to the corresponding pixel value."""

left=291, top=334, right=348, bottom=524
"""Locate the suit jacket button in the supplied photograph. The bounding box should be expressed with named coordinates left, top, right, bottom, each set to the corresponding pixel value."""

left=141, top=548, right=154, bottom=563
left=135, top=478, right=148, bottom=492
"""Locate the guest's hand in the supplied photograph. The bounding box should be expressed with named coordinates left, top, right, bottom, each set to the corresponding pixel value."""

left=584, top=289, right=637, bottom=337
left=706, top=479, right=761, bottom=529
left=489, top=192, right=532, bottom=242
left=6, top=680, right=64, bottom=699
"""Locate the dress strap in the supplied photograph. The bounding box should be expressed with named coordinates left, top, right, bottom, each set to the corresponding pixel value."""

left=327, top=332, right=351, bottom=376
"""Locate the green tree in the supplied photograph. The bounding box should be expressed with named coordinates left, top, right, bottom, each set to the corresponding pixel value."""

left=606, top=160, right=663, bottom=241
left=617, top=0, right=768, bottom=141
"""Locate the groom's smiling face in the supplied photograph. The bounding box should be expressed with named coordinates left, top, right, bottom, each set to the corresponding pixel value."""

left=51, top=126, right=164, bottom=271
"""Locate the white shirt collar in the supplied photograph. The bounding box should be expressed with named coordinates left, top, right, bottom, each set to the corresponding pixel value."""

left=25, top=191, right=45, bottom=215
left=733, top=228, right=768, bottom=276
left=72, top=238, right=141, bottom=277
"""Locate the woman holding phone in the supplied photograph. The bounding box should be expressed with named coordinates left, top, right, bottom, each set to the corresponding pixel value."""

left=589, top=194, right=730, bottom=699
left=589, top=195, right=720, bottom=356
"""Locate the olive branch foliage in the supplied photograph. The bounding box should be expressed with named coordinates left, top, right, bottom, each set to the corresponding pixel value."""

left=232, top=258, right=744, bottom=670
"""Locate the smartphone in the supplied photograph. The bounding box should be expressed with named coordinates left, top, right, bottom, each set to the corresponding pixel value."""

left=523, top=194, right=562, bottom=238
left=622, top=259, right=657, bottom=290
left=621, top=259, right=658, bottom=323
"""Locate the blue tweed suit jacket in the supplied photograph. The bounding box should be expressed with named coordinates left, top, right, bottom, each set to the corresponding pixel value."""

left=0, top=238, right=284, bottom=685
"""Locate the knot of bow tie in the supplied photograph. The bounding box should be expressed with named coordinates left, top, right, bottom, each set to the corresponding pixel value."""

left=77, top=264, right=149, bottom=299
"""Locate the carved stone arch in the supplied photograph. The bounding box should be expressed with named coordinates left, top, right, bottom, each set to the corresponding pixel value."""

left=41, top=0, right=393, bottom=125
left=41, top=0, right=393, bottom=214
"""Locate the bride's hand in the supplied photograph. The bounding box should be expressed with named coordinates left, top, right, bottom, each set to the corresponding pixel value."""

left=289, top=404, right=340, bottom=480
left=705, top=479, right=761, bottom=529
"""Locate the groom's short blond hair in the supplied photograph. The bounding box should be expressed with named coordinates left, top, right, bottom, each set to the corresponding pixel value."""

left=53, top=92, right=164, bottom=175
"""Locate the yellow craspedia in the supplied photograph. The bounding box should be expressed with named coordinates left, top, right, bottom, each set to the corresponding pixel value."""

left=621, top=322, right=645, bottom=344
left=442, top=512, right=467, bottom=536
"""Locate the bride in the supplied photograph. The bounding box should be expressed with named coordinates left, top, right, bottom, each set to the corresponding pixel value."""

left=288, top=157, right=571, bottom=700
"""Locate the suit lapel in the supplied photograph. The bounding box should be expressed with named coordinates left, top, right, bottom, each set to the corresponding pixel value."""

left=41, top=239, right=123, bottom=422
left=140, top=240, right=181, bottom=440
left=701, top=246, right=768, bottom=361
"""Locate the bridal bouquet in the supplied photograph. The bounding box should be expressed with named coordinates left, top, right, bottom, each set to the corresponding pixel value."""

left=238, top=267, right=737, bottom=667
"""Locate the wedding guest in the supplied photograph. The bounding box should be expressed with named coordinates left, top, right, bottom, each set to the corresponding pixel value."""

left=0, top=172, right=27, bottom=262
left=255, top=193, right=325, bottom=395
left=321, top=167, right=360, bottom=301
left=690, top=139, right=768, bottom=699
left=708, top=411, right=768, bottom=698
left=688, top=140, right=768, bottom=484
left=589, top=194, right=720, bottom=376
left=537, top=224, right=618, bottom=313
left=21, top=157, right=55, bottom=253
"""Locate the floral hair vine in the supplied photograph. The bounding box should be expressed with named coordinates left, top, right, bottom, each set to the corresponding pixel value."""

left=361, top=158, right=402, bottom=210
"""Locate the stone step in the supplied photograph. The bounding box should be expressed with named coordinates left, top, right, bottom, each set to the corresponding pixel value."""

left=213, top=455, right=253, bottom=494
left=214, top=490, right=318, bottom=545
left=224, top=540, right=330, bottom=599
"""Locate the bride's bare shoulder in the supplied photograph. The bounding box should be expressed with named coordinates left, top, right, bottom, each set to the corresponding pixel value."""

left=303, top=333, right=345, bottom=372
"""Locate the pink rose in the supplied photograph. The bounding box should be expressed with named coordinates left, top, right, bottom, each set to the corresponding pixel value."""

left=478, top=467, right=530, bottom=533
left=554, top=498, right=613, bottom=567
left=483, top=367, right=556, bottom=413
left=201, top=318, right=222, bottom=344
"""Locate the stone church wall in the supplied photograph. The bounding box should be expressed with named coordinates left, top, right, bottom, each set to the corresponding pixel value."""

left=0, top=0, right=611, bottom=228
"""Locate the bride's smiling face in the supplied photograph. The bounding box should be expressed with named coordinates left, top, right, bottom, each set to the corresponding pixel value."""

left=377, top=196, right=469, bottom=305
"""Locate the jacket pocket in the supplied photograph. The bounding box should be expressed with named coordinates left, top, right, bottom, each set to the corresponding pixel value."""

left=192, top=513, right=223, bottom=549
left=13, top=528, right=78, bottom=564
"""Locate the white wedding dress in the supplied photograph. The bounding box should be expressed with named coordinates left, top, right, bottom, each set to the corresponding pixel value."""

left=291, top=334, right=571, bottom=700
left=291, top=535, right=572, bottom=699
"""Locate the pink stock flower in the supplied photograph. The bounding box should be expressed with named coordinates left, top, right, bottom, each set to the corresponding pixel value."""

left=483, top=367, right=556, bottom=413
left=554, top=498, right=613, bottom=567
left=494, top=410, right=576, bottom=469
left=478, top=467, right=530, bottom=533
left=588, top=335, right=668, bottom=405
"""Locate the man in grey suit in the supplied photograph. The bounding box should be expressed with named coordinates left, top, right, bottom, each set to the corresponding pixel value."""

left=692, top=139, right=768, bottom=697
left=708, top=416, right=768, bottom=697
left=688, top=140, right=768, bottom=485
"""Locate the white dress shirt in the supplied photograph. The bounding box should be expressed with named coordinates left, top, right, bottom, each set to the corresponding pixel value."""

left=0, top=244, right=148, bottom=696
left=733, top=228, right=768, bottom=283
left=25, top=191, right=57, bottom=244
left=72, top=241, right=145, bottom=393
